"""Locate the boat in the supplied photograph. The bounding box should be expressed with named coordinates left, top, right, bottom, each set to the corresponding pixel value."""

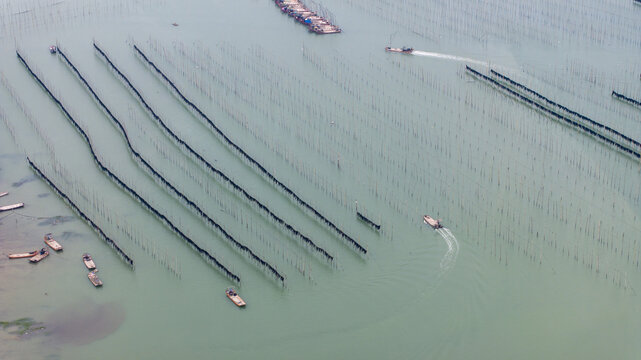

left=29, top=248, right=49, bottom=263
left=8, top=250, right=39, bottom=259
left=82, top=253, right=96, bottom=270
left=225, top=288, right=246, bottom=307
left=385, top=46, right=414, bottom=54
left=172, top=22, right=179, bottom=26
left=0, top=191, right=8, bottom=198
left=423, top=215, right=443, bottom=229
left=88, top=271, right=103, bottom=287
left=0, top=203, right=24, bottom=212
left=44, top=233, right=63, bottom=251
left=49, top=45, right=57, bottom=54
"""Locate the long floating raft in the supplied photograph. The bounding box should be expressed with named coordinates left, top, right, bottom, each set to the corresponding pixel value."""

left=133, top=44, right=367, bottom=255
left=17, top=51, right=241, bottom=281
left=274, top=0, right=341, bottom=34
left=466, top=66, right=641, bottom=160
left=85, top=45, right=331, bottom=266
left=612, top=90, right=641, bottom=109
left=61, top=46, right=284, bottom=285
left=27, top=158, right=134, bottom=268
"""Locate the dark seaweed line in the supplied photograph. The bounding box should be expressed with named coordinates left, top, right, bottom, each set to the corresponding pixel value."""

left=79, top=47, right=333, bottom=264
left=490, top=69, right=641, bottom=150
left=16, top=51, right=240, bottom=283
left=27, top=158, right=135, bottom=268
left=356, top=212, right=380, bottom=231
left=467, top=66, right=641, bottom=159
left=61, top=47, right=285, bottom=284
left=612, top=91, right=641, bottom=109
left=133, top=44, right=367, bottom=255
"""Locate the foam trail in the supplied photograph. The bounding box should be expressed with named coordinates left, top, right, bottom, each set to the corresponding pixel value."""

left=436, top=227, right=459, bottom=271
left=412, top=50, right=488, bottom=67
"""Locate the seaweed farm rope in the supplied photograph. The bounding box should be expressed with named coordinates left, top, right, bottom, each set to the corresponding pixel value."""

left=16, top=51, right=240, bottom=284
left=132, top=44, right=367, bottom=255
left=60, top=46, right=286, bottom=284
left=466, top=66, right=641, bottom=159
left=27, top=158, right=135, bottom=268
left=612, top=90, right=641, bottom=109
left=81, top=47, right=333, bottom=264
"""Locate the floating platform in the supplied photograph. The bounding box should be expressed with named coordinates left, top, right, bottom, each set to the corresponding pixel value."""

left=423, top=215, right=443, bottom=229
left=275, top=0, right=341, bottom=34
left=0, top=203, right=24, bottom=212
left=88, top=271, right=103, bottom=287
left=44, top=233, right=63, bottom=251
left=82, top=253, right=96, bottom=270
left=29, top=248, right=49, bottom=263
left=226, top=288, right=246, bottom=307
left=385, top=46, right=413, bottom=54
left=8, top=250, right=38, bottom=259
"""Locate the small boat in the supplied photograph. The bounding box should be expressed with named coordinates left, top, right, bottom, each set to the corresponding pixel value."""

left=44, top=233, right=63, bottom=251
left=29, top=248, right=49, bottom=263
left=0, top=203, right=24, bottom=212
left=225, top=288, right=246, bottom=307
left=82, top=253, right=96, bottom=270
left=0, top=191, right=8, bottom=198
left=8, top=250, right=39, bottom=259
left=385, top=46, right=414, bottom=54
left=49, top=45, right=57, bottom=54
left=423, top=215, right=443, bottom=229
left=172, top=22, right=179, bottom=26
left=88, top=271, right=103, bottom=287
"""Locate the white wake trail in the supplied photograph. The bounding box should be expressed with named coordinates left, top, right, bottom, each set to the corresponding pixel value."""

left=412, top=50, right=488, bottom=67
left=436, top=227, right=459, bottom=271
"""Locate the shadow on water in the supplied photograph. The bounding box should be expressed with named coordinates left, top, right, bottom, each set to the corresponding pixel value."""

left=11, top=174, right=36, bottom=187
left=45, top=300, right=125, bottom=346
left=37, top=216, right=75, bottom=226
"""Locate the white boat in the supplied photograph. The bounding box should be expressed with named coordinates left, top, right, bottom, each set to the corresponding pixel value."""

left=82, top=253, right=96, bottom=270
left=423, top=215, right=443, bottom=229
left=0, top=192, right=8, bottom=198
left=0, top=203, right=24, bottom=212
left=44, top=233, right=63, bottom=251
left=385, top=46, right=414, bottom=54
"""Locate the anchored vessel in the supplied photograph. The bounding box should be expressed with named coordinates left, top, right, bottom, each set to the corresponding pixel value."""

left=0, top=203, right=24, bottom=212
left=8, top=250, right=38, bottom=259
left=82, top=253, right=96, bottom=270
left=49, top=45, right=57, bottom=54
left=0, top=191, right=8, bottom=198
left=226, top=288, right=246, bottom=307
left=44, top=233, right=63, bottom=251
left=88, top=271, right=103, bottom=287
left=423, top=215, right=443, bottom=229
left=29, top=248, right=49, bottom=263
left=385, top=46, right=414, bottom=54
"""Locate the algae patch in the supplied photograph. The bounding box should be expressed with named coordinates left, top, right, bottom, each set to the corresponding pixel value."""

left=0, top=318, right=46, bottom=336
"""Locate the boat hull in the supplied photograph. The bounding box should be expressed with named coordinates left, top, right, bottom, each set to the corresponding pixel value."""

left=44, top=233, right=63, bottom=251
left=423, top=215, right=443, bottom=229
left=8, top=251, right=38, bottom=259
left=88, top=271, right=103, bottom=287
left=30, top=250, right=49, bottom=263
left=0, top=203, right=24, bottom=212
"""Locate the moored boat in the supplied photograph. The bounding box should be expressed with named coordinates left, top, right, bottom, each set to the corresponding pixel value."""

left=385, top=46, right=414, bottom=54
left=8, top=250, right=39, bottom=259
left=0, top=203, right=24, bottom=212
left=44, top=233, right=63, bottom=251
left=29, top=248, right=49, bottom=263
left=82, top=253, right=96, bottom=270
left=88, top=271, right=103, bottom=287
left=49, top=45, right=57, bottom=54
left=423, top=215, right=443, bottom=229
left=0, top=191, right=8, bottom=198
left=225, top=288, right=246, bottom=307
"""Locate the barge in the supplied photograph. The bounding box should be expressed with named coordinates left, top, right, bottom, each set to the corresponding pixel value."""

left=423, top=215, right=443, bottom=229
left=385, top=47, right=414, bottom=54
left=44, top=233, right=63, bottom=251
left=275, top=0, right=341, bottom=34
left=226, top=288, right=246, bottom=307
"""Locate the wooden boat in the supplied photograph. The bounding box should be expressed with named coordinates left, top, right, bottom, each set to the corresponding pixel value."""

left=0, top=203, right=24, bottom=212
left=82, top=253, right=96, bottom=270
left=423, top=215, right=443, bottom=229
left=88, top=271, right=103, bottom=287
left=8, top=250, right=39, bottom=259
left=225, top=288, right=246, bottom=307
left=44, top=233, right=63, bottom=251
left=0, top=191, right=8, bottom=198
left=385, top=46, right=414, bottom=54
left=29, top=248, right=49, bottom=263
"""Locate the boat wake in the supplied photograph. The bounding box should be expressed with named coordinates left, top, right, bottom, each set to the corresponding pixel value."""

left=436, top=227, right=459, bottom=272
left=412, top=50, right=488, bottom=67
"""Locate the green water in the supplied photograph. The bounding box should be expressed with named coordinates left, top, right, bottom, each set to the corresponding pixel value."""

left=1, top=0, right=640, bottom=359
